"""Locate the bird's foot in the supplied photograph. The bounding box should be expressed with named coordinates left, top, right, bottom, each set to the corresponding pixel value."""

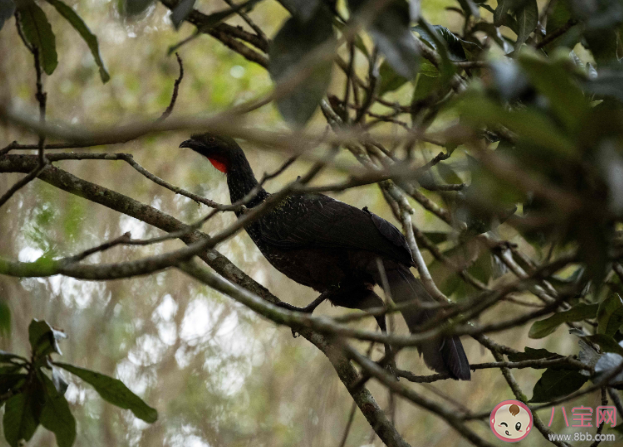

left=384, top=361, right=399, bottom=381
left=276, top=293, right=329, bottom=338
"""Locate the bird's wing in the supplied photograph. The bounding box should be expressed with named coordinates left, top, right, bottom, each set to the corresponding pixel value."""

left=257, top=193, right=414, bottom=265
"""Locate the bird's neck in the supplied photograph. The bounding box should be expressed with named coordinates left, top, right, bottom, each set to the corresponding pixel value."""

left=226, top=156, right=268, bottom=206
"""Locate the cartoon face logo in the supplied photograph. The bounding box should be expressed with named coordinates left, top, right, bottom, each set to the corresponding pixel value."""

left=490, top=400, right=533, bottom=442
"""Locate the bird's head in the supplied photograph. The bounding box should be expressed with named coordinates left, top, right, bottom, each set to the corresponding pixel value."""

left=179, top=133, right=243, bottom=174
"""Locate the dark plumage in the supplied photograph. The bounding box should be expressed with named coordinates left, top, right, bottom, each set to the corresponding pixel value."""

left=181, top=134, right=470, bottom=380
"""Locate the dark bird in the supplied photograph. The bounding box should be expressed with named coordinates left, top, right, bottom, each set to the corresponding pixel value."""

left=180, top=134, right=470, bottom=380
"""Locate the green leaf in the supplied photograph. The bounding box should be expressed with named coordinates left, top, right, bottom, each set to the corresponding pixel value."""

left=546, top=0, right=571, bottom=36
left=583, top=69, right=623, bottom=103
left=28, top=319, right=66, bottom=357
left=584, top=334, right=623, bottom=356
left=515, top=0, right=538, bottom=48
left=585, top=29, right=619, bottom=64
left=268, top=9, right=335, bottom=127
left=415, top=25, right=471, bottom=62
left=0, top=374, right=27, bottom=395
left=45, top=0, right=110, bottom=83
left=172, top=0, right=262, bottom=31
left=459, top=94, right=577, bottom=157
left=40, top=374, right=76, bottom=447
left=597, top=294, right=623, bottom=336
left=530, top=368, right=589, bottom=402
left=457, top=0, right=479, bottom=18
left=507, top=347, right=562, bottom=362
left=468, top=251, right=492, bottom=284
left=493, top=0, right=515, bottom=26
left=123, top=0, right=154, bottom=16
left=517, top=52, right=588, bottom=131
left=56, top=362, right=158, bottom=423
left=0, top=0, right=15, bottom=31
left=422, top=231, right=450, bottom=244
left=170, top=0, right=195, bottom=28
left=17, top=1, right=58, bottom=75
left=377, top=60, right=409, bottom=95
left=436, top=163, right=462, bottom=184
left=349, top=0, right=419, bottom=78
left=412, top=72, right=447, bottom=102
left=528, top=304, right=599, bottom=339
left=277, top=0, right=320, bottom=22
left=3, top=390, right=41, bottom=447
left=0, top=300, right=10, bottom=337
left=0, top=350, right=27, bottom=364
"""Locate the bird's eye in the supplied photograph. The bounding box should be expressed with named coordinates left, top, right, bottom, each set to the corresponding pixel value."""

left=500, top=422, right=508, bottom=427
left=209, top=137, right=215, bottom=142
left=515, top=422, right=521, bottom=431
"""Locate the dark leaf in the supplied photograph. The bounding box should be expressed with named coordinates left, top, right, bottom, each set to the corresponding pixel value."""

left=28, top=319, right=66, bottom=357
left=593, top=338, right=623, bottom=387
left=0, top=0, right=15, bottom=31
left=422, top=231, right=450, bottom=244
left=3, top=386, right=43, bottom=447
left=583, top=69, right=623, bottom=103
left=412, top=72, right=445, bottom=101
left=507, top=347, right=562, bottom=362
left=277, top=0, right=320, bottom=22
left=546, top=0, right=572, bottom=36
left=457, top=0, right=479, bottom=18
left=56, top=362, right=158, bottom=423
left=0, top=350, right=27, bottom=364
left=173, top=0, right=262, bottom=31
left=518, top=52, right=588, bottom=131
left=170, top=0, right=195, bottom=29
left=40, top=374, right=76, bottom=447
left=0, top=300, right=10, bottom=337
left=123, top=0, right=154, bottom=16
left=52, top=366, right=69, bottom=395
left=377, top=61, right=409, bottom=95
left=415, top=25, right=471, bottom=62
left=459, top=93, right=576, bottom=156
left=598, top=143, right=623, bottom=214
left=349, top=0, right=419, bottom=78
left=268, top=9, right=335, bottom=126
left=45, top=0, right=110, bottom=83
left=493, top=0, right=516, bottom=26
left=17, top=1, right=58, bottom=75
left=528, top=304, right=599, bottom=339
left=515, top=0, right=538, bottom=48
left=0, top=374, right=27, bottom=395
left=468, top=251, right=492, bottom=284
left=585, top=334, right=623, bottom=356
left=488, top=59, right=531, bottom=101
left=573, top=215, right=610, bottom=286
left=437, top=163, right=462, bottom=184
left=530, top=368, right=589, bottom=402
left=597, top=294, right=623, bottom=336
left=471, top=22, right=513, bottom=53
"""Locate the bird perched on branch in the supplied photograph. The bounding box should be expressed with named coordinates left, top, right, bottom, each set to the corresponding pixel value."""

left=180, top=133, right=470, bottom=380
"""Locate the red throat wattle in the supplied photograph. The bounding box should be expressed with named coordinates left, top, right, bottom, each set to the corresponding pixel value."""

left=208, top=158, right=227, bottom=173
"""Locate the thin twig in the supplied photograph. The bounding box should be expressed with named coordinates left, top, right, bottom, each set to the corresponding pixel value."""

left=158, top=53, right=184, bottom=120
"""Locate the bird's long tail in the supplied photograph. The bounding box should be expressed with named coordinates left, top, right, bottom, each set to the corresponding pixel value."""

left=382, top=264, right=471, bottom=380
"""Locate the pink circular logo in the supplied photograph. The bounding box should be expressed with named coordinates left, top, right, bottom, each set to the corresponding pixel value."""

left=490, top=400, right=533, bottom=442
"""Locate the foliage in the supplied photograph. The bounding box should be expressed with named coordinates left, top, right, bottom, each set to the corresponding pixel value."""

left=0, top=320, right=156, bottom=447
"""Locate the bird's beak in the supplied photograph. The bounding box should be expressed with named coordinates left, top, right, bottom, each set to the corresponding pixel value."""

left=179, top=139, right=195, bottom=149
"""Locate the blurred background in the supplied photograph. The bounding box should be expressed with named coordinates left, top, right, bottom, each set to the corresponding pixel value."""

left=0, top=1, right=594, bottom=445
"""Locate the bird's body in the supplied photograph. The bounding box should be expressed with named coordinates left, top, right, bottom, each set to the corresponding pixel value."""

left=182, top=134, right=470, bottom=380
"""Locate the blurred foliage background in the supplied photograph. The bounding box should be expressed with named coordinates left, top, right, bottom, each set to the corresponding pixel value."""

left=0, top=0, right=620, bottom=446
